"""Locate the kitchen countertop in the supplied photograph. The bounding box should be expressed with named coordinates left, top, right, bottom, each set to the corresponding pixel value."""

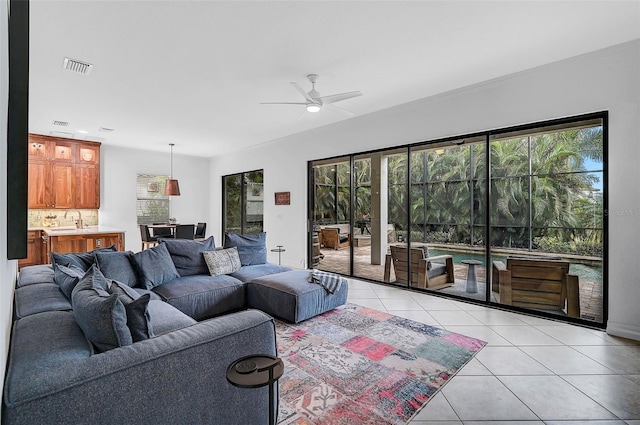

left=40, top=225, right=126, bottom=237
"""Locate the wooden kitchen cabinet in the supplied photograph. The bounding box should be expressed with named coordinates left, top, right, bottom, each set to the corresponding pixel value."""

left=28, top=134, right=100, bottom=209
left=17, top=230, right=45, bottom=270
left=46, top=232, right=125, bottom=261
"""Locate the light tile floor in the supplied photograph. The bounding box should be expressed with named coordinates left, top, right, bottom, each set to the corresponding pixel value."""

left=345, top=278, right=640, bottom=425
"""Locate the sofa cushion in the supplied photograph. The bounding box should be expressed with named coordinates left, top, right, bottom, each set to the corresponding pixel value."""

left=51, top=245, right=118, bottom=272
left=16, top=264, right=54, bottom=287
left=152, top=274, right=245, bottom=320
left=133, top=288, right=162, bottom=300
left=95, top=251, right=138, bottom=287
left=247, top=270, right=348, bottom=323
left=71, top=265, right=132, bottom=352
left=229, top=263, right=292, bottom=283
left=146, top=300, right=197, bottom=336
left=54, top=264, right=86, bottom=300
left=223, top=232, right=267, bottom=266
left=4, top=311, right=94, bottom=405
left=131, top=243, right=180, bottom=290
left=160, top=237, right=215, bottom=277
left=109, top=281, right=154, bottom=342
left=13, top=283, right=72, bottom=319
left=203, top=247, right=241, bottom=276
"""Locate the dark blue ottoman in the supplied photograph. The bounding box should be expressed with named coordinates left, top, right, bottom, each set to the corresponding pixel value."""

left=247, top=270, right=348, bottom=323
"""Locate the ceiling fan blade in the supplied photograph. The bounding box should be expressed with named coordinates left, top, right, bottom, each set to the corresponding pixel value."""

left=290, top=82, right=316, bottom=103
left=260, top=102, right=308, bottom=105
left=326, top=103, right=354, bottom=116
left=319, top=91, right=362, bottom=104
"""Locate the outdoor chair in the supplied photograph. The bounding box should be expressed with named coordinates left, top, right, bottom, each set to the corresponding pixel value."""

left=383, top=245, right=454, bottom=290
left=492, top=257, right=580, bottom=318
left=321, top=227, right=350, bottom=250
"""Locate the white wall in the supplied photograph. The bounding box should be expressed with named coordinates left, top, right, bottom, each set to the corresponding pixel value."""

left=100, top=145, right=210, bottom=252
left=210, top=40, right=640, bottom=340
left=1, top=0, right=19, bottom=405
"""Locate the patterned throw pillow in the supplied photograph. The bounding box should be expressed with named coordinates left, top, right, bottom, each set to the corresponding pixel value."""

left=203, top=247, right=242, bottom=276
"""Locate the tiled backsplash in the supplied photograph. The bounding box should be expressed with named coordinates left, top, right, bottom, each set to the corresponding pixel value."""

left=28, top=209, right=99, bottom=228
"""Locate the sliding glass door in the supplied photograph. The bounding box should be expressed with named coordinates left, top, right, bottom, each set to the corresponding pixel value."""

left=490, top=119, right=605, bottom=322
left=311, top=157, right=351, bottom=275
left=308, top=113, right=606, bottom=327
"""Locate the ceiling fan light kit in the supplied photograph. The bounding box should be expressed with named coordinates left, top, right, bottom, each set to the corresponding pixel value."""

left=261, top=74, right=362, bottom=115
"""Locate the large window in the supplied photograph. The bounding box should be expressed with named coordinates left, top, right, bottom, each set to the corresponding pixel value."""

left=223, top=170, right=264, bottom=234
left=136, top=174, right=170, bottom=224
left=309, top=113, right=606, bottom=327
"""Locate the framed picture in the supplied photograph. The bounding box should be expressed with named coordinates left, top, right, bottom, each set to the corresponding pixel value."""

left=147, top=181, right=159, bottom=192
left=275, top=191, right=290, bottom=205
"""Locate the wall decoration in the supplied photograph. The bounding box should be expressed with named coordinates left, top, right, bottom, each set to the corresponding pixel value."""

left=275, top=191, right=290, bottom=205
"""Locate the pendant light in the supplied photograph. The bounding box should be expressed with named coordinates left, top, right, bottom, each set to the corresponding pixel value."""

left=164, top=143, right=181, bottom=196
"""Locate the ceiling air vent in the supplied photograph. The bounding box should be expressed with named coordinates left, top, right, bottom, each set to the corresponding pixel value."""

left=98, top=127, right=115, bottom=132
left=63, top=57, right=93, bottom=75
left=49, top=131, right=74, bottom=138
left=52, top=120, right=69, bottom=126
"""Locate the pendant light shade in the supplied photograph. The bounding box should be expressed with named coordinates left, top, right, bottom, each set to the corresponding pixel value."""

left=164, top=143, right=181, bottom=196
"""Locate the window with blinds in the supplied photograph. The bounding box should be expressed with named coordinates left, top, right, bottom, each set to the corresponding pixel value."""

left=136, top=174, right=170, bottom=225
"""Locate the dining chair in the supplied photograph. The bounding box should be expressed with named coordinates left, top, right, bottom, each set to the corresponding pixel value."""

left=194, top=222, right=207, bottom=240
left=139, top=225, right=158, bottom=250
left=152, top=226, right=173, bottom=239
left=174, top=224, right=195, bottom=240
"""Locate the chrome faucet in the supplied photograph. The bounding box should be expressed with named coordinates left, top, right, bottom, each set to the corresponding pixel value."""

left=64, top=209, right=84, bottom=229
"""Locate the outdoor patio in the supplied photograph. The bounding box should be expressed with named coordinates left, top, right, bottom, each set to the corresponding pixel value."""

left=317, top=244, right=604, bottom=324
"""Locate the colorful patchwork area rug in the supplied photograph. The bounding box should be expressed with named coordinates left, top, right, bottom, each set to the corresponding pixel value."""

left=276, top=303, right=486, bottom=425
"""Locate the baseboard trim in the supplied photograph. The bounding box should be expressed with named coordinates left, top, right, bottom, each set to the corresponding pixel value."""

left=607, top=320, right=640, bottom=342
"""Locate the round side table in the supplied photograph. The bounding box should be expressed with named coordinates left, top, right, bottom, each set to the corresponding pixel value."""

left=461, top=259, right=483, bottom=293
left=227, top=355, right=284, bottom=425
left=270, top=245, right=285, bottom=265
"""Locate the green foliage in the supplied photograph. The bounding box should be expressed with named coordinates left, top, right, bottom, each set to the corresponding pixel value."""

left=312, top=125, right=604, bottom=257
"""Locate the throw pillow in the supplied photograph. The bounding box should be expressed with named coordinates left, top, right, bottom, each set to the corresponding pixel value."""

left=223, top=232, right=267, bottom=266
left=131, top=243, right=180, bottom=290
left=71, top=265, right=132, bottom=352
left=51, top=245, right=118, bottom=272
left=94, top=251, right=138, bottom=287
left=109, top=281, right=153, bottom=342
left=202, top=247, right=242, bottom=276
left=160, top=236, right=215, bottom=276
left=54, top=263, right=86, bottom=300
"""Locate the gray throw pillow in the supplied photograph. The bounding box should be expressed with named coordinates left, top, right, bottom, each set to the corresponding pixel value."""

left=203, top=247, right=242, bottom=276
left=160, top=237, right=215, bottom=277
left=51, top=245, right=118, bottom=272
left=223, top=232, right=267, bottom=266
left=131, top=243, right=180, bottom=290
left=95, top=250, right=138, bottom=287
left=54, top=263, right=86, bottom=300
left=71, top=265, right=132, bottom=352
left=109, top=281, right=153, bottom=342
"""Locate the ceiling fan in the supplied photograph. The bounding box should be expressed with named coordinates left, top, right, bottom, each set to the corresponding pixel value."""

left=261, top=74, right=362, bottom=114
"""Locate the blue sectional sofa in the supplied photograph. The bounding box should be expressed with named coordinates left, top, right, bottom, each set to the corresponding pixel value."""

left=4, top=234, right=292, bottom=425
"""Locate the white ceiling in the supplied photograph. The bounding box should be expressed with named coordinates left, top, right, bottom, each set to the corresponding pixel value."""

left=28, top=1, right=640, bottom=158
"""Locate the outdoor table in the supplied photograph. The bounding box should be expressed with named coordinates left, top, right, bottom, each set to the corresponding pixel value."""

left=461, top=259, right=482, bottom=293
